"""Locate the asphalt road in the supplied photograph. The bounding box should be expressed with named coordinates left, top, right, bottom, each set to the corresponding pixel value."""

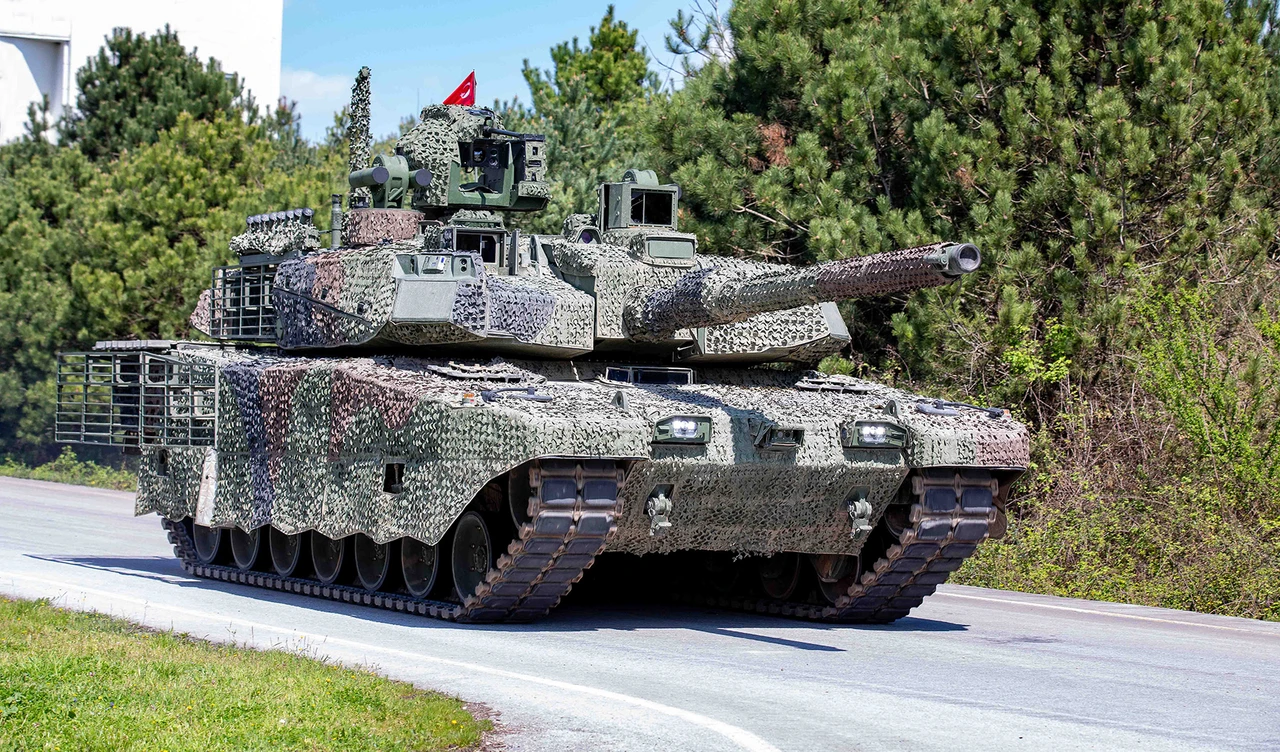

left=2, top=476, right=1278, bottom=752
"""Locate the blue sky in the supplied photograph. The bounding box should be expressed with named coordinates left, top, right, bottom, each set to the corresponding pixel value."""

left=281, top=0, right=691, bottom=141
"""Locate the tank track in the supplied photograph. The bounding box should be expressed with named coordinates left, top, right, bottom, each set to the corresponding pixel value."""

left=161, top=458, right=624, bottom=623
left=677, top=468, right=1000, bottom=623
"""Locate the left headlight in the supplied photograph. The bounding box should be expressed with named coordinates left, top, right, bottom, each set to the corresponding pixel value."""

left=654, top=415, right=712, bottom=444
left=842, top=420, right=909, bottom=449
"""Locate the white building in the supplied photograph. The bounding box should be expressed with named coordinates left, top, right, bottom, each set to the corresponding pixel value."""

left=0, top=0, right=283, bottom=143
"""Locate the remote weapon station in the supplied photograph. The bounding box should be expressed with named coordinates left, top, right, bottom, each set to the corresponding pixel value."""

left=57, top=68, right=1029, bottom=623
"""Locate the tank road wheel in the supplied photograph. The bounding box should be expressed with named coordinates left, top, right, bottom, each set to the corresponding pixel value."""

left=354, top=534, right=393, bottom=591
left=192, top=524, right=224, bottom=565
left=311, top=534, right=348, bottom=585
left=811, top=554, right=859, bottom=605
left=229, top=527, right=263, bottom=571
left=451, top=512, right=494, bottom=600
left=758, top=553, right=801, bottom=600
left=401, top=538, right=440, bottom=599
left=269, top=528, right=306, bottom=577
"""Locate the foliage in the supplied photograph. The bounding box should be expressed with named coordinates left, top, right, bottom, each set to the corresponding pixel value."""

left=659, top=0, right=1280, bottom=619
left=0, top=32, right=342, bottom=459
left=58, top=26, right=253, bottom=162
left=0, top=447, right=135, bottom=491
left=1137, top=286, right=1280, bottom=498
left=957, top=382, right=1280, bottom=620
left=958, top=281, right=1280, bottom=618
left=523, top=4, right=658, bottom=110
left=649, top=0, right=1280, bottom=406
left=0, top=123, right=100, bottom=452
left=499, top=7, right=661, bottom=234
left=0, top=598, right=486, bottom=750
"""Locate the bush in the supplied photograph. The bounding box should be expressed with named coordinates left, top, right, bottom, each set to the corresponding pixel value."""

left=957, top=284, right=1280, bottom=620
left=0, top=447, right=136, bottom=491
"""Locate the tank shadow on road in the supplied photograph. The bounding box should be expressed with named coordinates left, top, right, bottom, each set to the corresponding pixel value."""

left=27, top=553, right=969, bottom=639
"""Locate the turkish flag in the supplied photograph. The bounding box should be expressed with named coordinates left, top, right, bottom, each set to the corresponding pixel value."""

left=443, top=72, right=476, bottom=106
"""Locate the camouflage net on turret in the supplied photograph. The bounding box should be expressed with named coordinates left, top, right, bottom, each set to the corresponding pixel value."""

left=561, top=213, right=599, bottom=240
left=270, top=242, right=595, bottom=352
left=343, top=208, right=422, bottom=246
left=228, top=219, right=321, bottom=257
left=625, top=243, right=965, bottom=340
left=397, top=106, right=498, bottom=208
left=347, top=67, right=372, bottom=205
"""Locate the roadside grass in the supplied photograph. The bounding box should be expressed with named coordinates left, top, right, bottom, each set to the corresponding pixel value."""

left=0, top=598, right=487, bottom=751
left=0, top=447, right=136, bottom=491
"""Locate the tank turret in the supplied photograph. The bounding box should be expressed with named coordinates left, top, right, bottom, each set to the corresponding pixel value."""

left=188, top=68, right=984, bottom=366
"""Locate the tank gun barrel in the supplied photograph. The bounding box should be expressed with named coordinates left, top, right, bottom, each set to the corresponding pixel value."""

left=625, top=242, right=981, bottom=339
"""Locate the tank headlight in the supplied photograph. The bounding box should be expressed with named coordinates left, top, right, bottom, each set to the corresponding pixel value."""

left=842, top=420, right=909, bottom=449
left=654, top=415, right=711, bottom=444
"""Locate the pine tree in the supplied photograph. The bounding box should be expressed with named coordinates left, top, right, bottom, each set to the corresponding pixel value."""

left=59, top=26, right=252, bottom=161
left=523, top=5, right=658, bottom=111
left=501, top=6, right=660, bottom=233
left=652, top=0, right=1280, bottom=393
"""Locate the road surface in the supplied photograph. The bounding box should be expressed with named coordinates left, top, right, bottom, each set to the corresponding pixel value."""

left=2, top=476, right=1278, bottom=751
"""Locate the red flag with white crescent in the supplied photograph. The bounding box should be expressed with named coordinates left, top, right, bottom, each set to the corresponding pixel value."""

left=443, top=71, right=476, bottom=106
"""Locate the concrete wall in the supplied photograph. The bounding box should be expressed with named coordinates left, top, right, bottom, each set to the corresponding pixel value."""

left=1, top=0, right=283, bottom=143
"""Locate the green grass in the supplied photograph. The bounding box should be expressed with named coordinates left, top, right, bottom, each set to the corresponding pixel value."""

left=0, top=447, right=136, bottom=491
left=0, top=598, right=488, bottom=751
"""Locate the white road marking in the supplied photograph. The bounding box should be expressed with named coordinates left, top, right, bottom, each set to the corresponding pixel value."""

left=2, top=570, right=781, bottom=752
left=935, top=591, right=1276, bottom=635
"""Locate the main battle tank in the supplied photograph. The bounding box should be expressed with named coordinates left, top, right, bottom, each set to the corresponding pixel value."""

left=55, top=68, right=1029, bottom=623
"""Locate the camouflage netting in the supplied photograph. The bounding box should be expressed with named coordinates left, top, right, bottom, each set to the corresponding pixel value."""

left=602, top=228, right=700, bottom=268
left=518, top=181, right=551, bottom=201
left=542, top=236, right=849, bottom=361
left=228, top=218, right=321, bottom=257
left=347, top=66, right=372, bottom=205
left=561, top=213, right=598, bottom=239
left=344, top=208, right=422, bottom=245
left=625, top=243, right=963, bottom=339
left=397, top=106, right=497, bottom=208
left=273, top=245, right=403, bottom=348
left=189, top=289, right=212, bottom=335
left=137, top=351, right=651, bottom=546
left=702, top=304, right=846, bottom=362
left=132, top=351, right=1029, bottom=556
left=272, top=241, right=595, bottom=353
left=448, top=209, right=501, bottom=227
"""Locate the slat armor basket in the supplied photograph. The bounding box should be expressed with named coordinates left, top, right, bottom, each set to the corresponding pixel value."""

left=56, top=349, right=217, bottom=446
left=209, top=263, right=278, bottom=341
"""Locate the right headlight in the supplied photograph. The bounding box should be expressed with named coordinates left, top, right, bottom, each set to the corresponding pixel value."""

left=841, top=420, right=909, bottom=449
left=653, top=415, right=712, bottom=444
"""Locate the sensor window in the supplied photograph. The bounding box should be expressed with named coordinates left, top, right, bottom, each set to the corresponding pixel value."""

left=454, top=230, right=504, bottom=265
left=630, top=190, right=675, bottom=227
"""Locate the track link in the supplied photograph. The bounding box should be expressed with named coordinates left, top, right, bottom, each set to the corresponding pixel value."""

left=162, top=458, right=624, bottom=623
left=683, top=468, right=1001, bottom=623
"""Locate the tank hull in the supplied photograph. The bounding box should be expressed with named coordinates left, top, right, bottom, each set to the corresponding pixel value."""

left=62, top=343, right=1027, bottom=622
left=125, top=349, right=1025, bottom=548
